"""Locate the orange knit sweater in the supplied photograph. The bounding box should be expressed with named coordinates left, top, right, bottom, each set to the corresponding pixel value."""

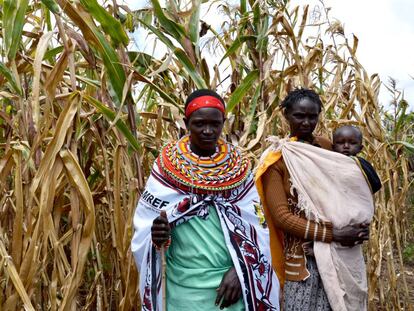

left=261, top=136, right=334, bottom=281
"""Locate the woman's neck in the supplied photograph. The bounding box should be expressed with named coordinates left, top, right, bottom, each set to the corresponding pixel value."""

left=290, top=133, right=314, bottom=143
left=190, top=143, right=216, bottom=157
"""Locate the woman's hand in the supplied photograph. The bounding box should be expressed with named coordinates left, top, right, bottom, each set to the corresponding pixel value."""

left=332, top=223, right=370, bottom=246
left=215, top=267, right=242, bottom=309
left=151, top=210, right=170, bottom=247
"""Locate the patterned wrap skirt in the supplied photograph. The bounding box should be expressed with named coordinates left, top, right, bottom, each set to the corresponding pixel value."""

left=283, top=256, right=331, bottom=311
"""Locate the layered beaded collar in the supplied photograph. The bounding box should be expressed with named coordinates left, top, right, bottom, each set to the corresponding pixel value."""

left=157, top=135, right=251, bottom=194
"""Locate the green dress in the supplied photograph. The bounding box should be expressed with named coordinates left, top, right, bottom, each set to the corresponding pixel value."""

left=166, top=207, right=245, bottom=310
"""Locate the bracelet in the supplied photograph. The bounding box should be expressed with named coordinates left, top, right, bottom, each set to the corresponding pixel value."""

left=152, top=237, right=171, bottom=250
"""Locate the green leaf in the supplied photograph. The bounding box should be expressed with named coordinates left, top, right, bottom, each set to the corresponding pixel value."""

left=3, top=0, right=29, bottom=60
left=240, top=0, right=247, bottom=14
left=128, top=51, right=158, bottom=75
left=41, top=0, right=60, bottom=13
left=84, top=95, right=141, bottom=152
left=77, top=76, right=101, bottom=88
left=132, top=69, right=182, bottom=112
left=226, top=70, right=259, bottom=113
left=253, top=2, right=260, bottom=32
left=389, top=141, right=414, bottom=153
left=220, top=36, right=256, bottom=63
left=44, top=4, right=54, bottom=31
left=395, top=103, right=408, bottom=135
left=11, top=0, right=29, bottom=60
left=248, top=83, right=261, bottom=126
left=54, top=0, right=128, bottom=106
left=150, top=0, right=186, bottom=40
left=91, top=27, right=127, bottom=106
left=44, top=46, right=65, bottom=61
left=0, top=62, right=23, bottom=95
left=2, top=0, right=16, bottom=57
left=173, top=48, right=207, bottom=89
left=240, top=82, right=261, bottom=144
left=138, top=18, right=175, bottom=50
left=256, top=15, right=269, bottom=52
left=79, top=0, right=129, bottom=47
left=2, top=0, right=16, bottom=52
left=188, top=0, right=201, bottom=44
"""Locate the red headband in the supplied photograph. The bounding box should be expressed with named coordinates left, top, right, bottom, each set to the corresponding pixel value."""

left=185, top=95, right=225, bottom=118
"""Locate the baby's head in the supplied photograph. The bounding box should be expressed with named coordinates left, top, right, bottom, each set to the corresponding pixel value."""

left=333, top=125, right=363, bottom=156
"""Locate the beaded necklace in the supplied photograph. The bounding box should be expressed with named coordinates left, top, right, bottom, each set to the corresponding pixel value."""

left=158, top=135, right=251, bottom=194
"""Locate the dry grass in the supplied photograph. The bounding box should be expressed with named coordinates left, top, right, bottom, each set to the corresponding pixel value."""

left=0, top=0, right=412, bottom=310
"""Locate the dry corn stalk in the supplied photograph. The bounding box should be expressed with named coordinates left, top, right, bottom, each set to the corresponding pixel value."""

left=0, top=0, right=412, bottom=310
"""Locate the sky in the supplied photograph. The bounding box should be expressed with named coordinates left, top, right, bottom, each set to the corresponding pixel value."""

left=126, top=0, right=414, bottom=111
left=291, top=0, right=414, bottom=110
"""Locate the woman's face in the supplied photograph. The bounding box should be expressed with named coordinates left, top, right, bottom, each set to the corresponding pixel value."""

left=284, top=98, right=320, bottom=141
left=185, top=107, right=224, bottom=157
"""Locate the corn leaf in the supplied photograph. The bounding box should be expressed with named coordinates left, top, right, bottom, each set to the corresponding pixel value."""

left=138, top=18, right=176, bottom=50
left=0, top=240, right=36, bottom=311
left=59, top=149, right=95, bottom=311
left=174, top=48, right=207, bottom=89
left=30, top=92, right=80, bottom=194
left=80, top=0, right=129, bottom=47
left=220, top=36, right=255, bottom=63
left=226, top=70, right=259, bottom=113
left=43, top=46, right=65, bottom=61
left=240, top=0, right=247, bottom=14
left=41, top=0, right=60, bottom=14
left=3, top=0, right=29, bottom=60
left=133, top=70, right=182, bottom=112
left=84, top=95, right=141, bottom=152
left=2, top=0, right=17, bottom=53
left=0, top=62, right=22, bottom=95
left=150, top=0, right=186, bottom=40
left=56, top=0, right=127, bottom=106
left=389, top=141, right=414, bottom=153
left=188, top=0, right=202, bottom=44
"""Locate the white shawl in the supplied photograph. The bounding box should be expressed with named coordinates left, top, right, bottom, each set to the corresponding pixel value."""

left=264, top=137, right=374, bottom=311
left=131, top=162, right=280, bottom=311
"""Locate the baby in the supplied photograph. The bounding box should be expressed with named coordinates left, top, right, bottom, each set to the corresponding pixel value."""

left=332, top=125, right=381, bottom=194
left=303, top=125, right=381, bottom=256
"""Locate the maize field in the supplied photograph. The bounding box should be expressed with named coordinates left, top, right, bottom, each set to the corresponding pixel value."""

left=0, top=0, right=412, bottom=310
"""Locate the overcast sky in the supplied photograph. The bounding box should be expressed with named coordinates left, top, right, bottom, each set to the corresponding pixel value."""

left=126, top=0, right=414, bottom=110
left=293, top=0, right=414, bottom=110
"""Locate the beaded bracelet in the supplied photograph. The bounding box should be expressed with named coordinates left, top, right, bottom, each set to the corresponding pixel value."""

left=152, top=237, right=171, bottom=250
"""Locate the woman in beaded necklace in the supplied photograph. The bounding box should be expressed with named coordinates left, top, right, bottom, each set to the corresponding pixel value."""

left=131, top=90, right=280, bottom=311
